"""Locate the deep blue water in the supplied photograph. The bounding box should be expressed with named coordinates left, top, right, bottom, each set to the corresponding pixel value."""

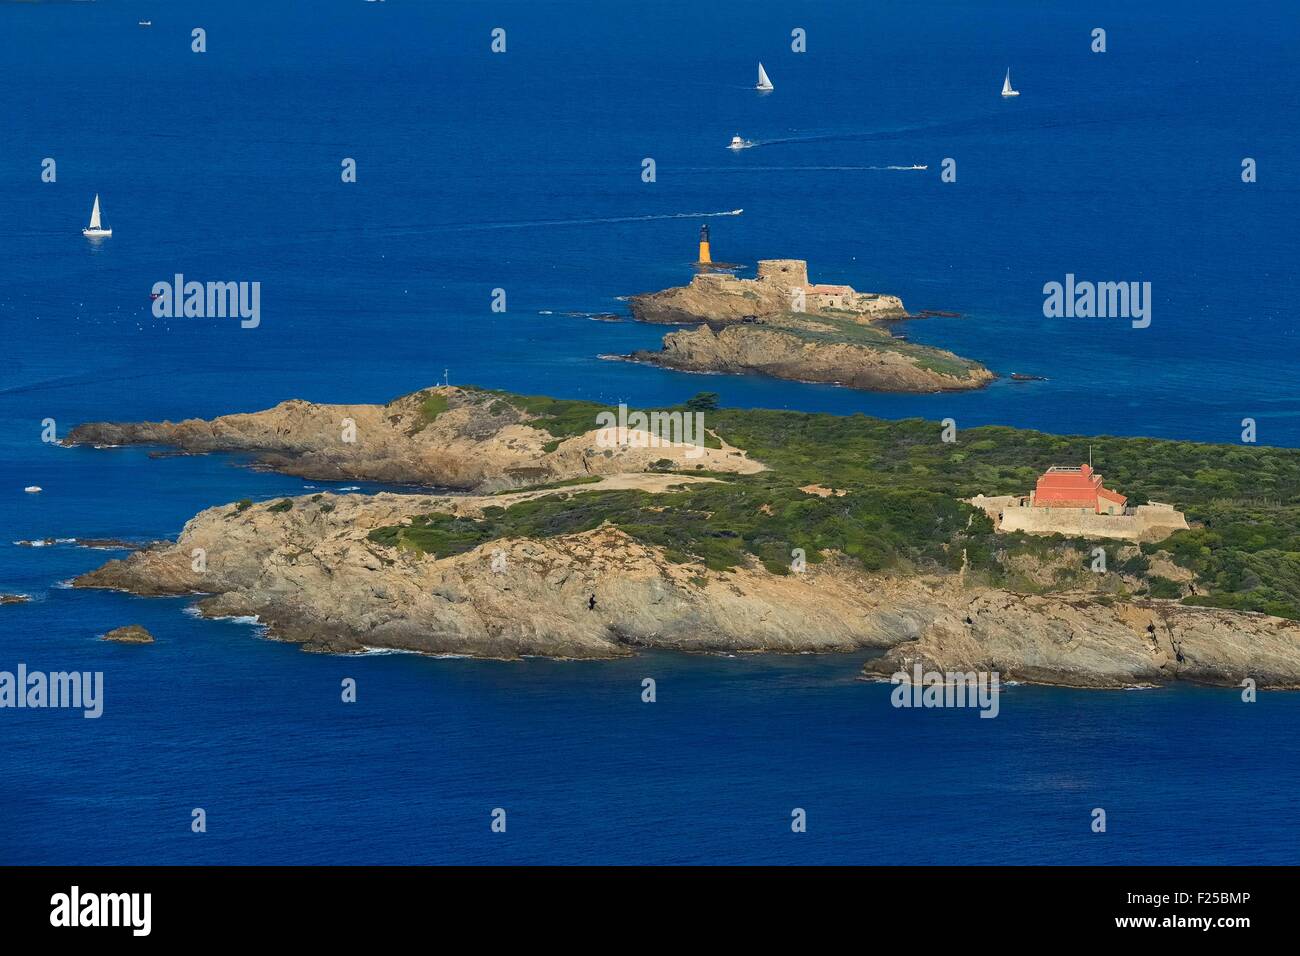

left=1, top=0, right=1298, bottom=864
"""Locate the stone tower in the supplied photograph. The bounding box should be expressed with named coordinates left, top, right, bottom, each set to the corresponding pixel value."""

left=755, top=259, right=809, bottom=289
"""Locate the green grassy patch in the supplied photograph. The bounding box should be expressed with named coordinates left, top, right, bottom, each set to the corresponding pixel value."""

left=416, top=392, right=450, bottom=427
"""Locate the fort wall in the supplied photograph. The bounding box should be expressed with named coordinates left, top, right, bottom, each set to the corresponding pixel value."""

left=967, top=496, right=1189, bottom=543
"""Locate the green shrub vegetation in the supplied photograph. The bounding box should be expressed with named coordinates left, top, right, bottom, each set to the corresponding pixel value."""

left=685, top=392, right=720, bottom=411
left=368, top=396, right=1300, bottom=619
left=1146, top=576, right=1183, bottom=599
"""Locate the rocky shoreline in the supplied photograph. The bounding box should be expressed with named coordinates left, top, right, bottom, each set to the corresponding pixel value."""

left=64, top=386, right=761, bottom=491
left=63, top=386, right=1300, bottom=688
left=14, top=537, right=161, bottom=551
left=72, top=487, right=1300, bottom=685
left=622, top=316, right=995, bottom=393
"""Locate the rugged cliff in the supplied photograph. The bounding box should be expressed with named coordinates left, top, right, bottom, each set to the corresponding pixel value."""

left=861, top=591, right=1300, bottom=689
left=75, top=488, right=920, bottom=659
left=73, top=485, right=1300, bottom=686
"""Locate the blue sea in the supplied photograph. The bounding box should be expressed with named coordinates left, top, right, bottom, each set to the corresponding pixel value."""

left=1, top=0, right=1298, bottom=865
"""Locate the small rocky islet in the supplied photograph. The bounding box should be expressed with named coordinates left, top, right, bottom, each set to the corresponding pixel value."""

left=618, top=258, right=994, bottom=393
left=101, top=625, right=155, bottom=644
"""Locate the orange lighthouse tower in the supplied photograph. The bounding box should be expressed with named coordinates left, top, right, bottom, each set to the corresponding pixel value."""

left=697, top=223, right=712, bottom=265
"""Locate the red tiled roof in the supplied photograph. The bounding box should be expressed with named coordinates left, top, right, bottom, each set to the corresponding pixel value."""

left=1032, top=463, right=1126, bottom=513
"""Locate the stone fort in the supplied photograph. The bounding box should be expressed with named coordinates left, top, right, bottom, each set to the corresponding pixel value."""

left=966, top=464, right=1189, bottom=543
left=689, top=259, right=906, bottom=320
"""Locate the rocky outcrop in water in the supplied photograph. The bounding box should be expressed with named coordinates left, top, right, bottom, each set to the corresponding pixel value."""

left=102, top=625, right=155, bottom=644
left=628, top=259, right=907, bottom=325
left=621, top=260, right=991, bottom=392
left=625, top=319, right=994, bottom=393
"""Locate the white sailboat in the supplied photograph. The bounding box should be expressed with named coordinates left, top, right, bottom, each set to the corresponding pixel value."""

left=82, top=194, right=112, bottom=238
left=1001, top=68, right=1020, bottom=98
left=756, top=62, right=773, bottom=92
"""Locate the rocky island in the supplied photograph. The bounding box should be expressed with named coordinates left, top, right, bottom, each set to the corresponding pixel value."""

left=102, top=625, right=155, bottom=644
left=67, top=385, right=1300, bottom=688
left=619, top=259, right=993, bottom=393
left=65, top=386, right=760, bottom=491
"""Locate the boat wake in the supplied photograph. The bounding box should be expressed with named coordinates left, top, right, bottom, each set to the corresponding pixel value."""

left=481, top=209, right=745, bottom=228
left=0, top=366, right=170, bottom=397
left=748, top=105, right=1132, bottom=150
left=358, top=209, right=744, bottom=240
left=224, top=209, right=749, bottom=250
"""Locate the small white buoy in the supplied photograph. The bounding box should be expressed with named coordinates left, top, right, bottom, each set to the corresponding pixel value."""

left=24, top=486, right=42, bottom=494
